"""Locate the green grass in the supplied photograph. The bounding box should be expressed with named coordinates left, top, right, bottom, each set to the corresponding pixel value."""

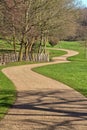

left=48, top=49, right=67, bottom=60
left=58, top=41, right=87, bottom=61
left=0, top=66, right=16, bottom=119
left=33, top=41, right=87, bottom=97
left=0, top=40, right=12, bottom=49
left=0, top=39, right=20, bottom=54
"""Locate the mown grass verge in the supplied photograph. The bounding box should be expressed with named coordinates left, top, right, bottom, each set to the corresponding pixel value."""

left=0, top=66, right=16, bottom=119
left=33, top=41, right=87, bottom=97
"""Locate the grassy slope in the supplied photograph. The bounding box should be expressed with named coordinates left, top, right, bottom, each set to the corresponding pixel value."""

left=33, top=41, right=87, bottom=97
left=0, top=39, right=20, bottom=54
left=0, top=40, right=13, bottom=54
left=48, top=49, right=67, bottom=60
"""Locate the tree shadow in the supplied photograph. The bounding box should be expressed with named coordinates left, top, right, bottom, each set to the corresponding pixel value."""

left=6, top=89, right=87, bottom=130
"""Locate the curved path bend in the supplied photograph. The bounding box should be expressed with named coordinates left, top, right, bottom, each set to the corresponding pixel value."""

left=0, top=49, right=87, bottom=130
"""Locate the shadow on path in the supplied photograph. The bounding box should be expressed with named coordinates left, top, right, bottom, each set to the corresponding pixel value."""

left=3, top=89, right=86, bottom=130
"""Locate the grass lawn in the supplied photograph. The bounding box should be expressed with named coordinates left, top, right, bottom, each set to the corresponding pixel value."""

left=48, top=49, right=67, bottom=60
left=0, top=66, right=16, bottom=119
left=33, top=41, right=87, bottom=97
left=0, top=39, right=20, bottom=54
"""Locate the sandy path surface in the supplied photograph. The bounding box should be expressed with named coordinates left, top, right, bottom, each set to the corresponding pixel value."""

left=0, top=49, right=87, bottom=130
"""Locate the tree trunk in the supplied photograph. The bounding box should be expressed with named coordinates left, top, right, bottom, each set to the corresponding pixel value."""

left=18, top=42, right=23, bottom=61
left=28, top=37, right=35, bottom=53
left=38, top=34, right=43, bottom=54
left=13, top=36, right=17, bottom=58
left=25, top=41, right=29, bottom=61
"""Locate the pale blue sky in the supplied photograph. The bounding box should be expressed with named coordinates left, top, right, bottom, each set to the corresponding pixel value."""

left=81, top=0, right=87, bottom=7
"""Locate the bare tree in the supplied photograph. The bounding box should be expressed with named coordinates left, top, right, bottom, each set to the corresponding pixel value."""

left=0, top=0, right=78, bottom=61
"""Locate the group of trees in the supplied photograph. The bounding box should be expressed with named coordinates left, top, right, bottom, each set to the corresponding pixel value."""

left=0, top=0, right=81, bottom=61
left=76, top=8, right=87, bottom=40
left=76, top=7, right=87, bottom=58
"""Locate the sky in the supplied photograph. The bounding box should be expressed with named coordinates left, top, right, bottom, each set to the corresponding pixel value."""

left=81, top=0, right=87, bottom=7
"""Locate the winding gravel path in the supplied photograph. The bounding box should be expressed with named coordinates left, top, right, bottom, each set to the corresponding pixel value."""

left=0, top=49, right=87, bottom=130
